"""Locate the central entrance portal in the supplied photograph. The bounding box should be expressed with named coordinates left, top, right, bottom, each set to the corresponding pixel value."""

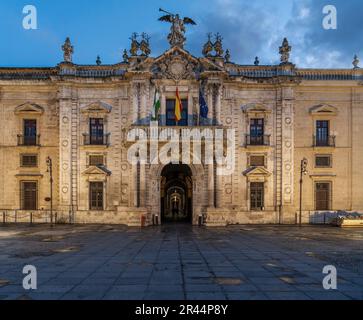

left=161, top=164, right=193, bottom=223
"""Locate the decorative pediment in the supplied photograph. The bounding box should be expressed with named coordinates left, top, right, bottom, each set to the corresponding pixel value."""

left=309, top=104, right=338, bottom=116
left=15, top=103, right=44, bottom=115
left=242, top=103, right=271, bottom=114
left=82, top=165, right=111, bottom=176
left=81, top=101, right=112, bottom=114
left=152, top=46, right=200, bottom=81
left=243, top=167, right=271, bottom=178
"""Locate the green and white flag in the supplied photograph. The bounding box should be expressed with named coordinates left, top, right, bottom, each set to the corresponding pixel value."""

left=151, top=89, right=161, bottom=121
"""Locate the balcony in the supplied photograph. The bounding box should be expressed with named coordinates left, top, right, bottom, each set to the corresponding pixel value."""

left=83, top=133, right=110, bottom=146
left=17, top=135, right=41, bottom=146
left=121, top=125, right=228, bottom=147
left=245, top=135, right=271, bottom=147
left=313, top=135, right=336, bottom=147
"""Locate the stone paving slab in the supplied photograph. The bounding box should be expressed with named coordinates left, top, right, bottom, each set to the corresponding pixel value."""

left=0, top=224, right=362, bottom=300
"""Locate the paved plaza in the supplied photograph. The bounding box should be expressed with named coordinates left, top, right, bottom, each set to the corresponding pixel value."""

left=0, top=224, right=362, bottom=300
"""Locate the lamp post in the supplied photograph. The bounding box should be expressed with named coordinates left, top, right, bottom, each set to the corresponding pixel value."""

left=299, top=158, right=308, bottom=226
left=46, top=157, right=54, bottom=226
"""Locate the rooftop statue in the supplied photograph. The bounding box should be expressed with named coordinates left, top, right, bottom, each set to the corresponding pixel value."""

left=158, top=8, right=196, bottom=48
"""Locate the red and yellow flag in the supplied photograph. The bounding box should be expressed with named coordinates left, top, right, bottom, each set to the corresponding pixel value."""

left=175, top=87, right=182, bottom=122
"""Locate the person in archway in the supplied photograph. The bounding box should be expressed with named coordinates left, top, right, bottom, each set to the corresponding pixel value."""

left=172, top=199, right=179, bottom=221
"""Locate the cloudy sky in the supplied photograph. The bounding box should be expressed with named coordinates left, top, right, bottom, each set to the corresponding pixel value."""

left=0, top=0, right=361, bottom=68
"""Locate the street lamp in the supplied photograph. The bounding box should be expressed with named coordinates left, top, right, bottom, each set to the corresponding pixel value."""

left=46, top=157, right=54, bottom=226
left=299, top=158, right=308, bottom=226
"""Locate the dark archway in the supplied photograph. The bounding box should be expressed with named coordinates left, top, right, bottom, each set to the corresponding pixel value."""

left=161, top=164, right=193, bottom=223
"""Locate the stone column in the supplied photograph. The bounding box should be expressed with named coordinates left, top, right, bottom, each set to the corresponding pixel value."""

left=132, top=164, right=138, bottom=207
left=140, top=82, right=149, bottom=125
left=215, top=84, right=222, bottom=125
left=139, top=164, right=146, bottom=207
left=160, top=88, right=166, bottom=126
left=280, top=86, right=295, bottom=222
left=188, top=87, right=193, bottom=126
left=131, top=82, right=140, bottom=124
left=58, top=86, right=73, bottom=212
left=207, top=84, right=214, bottom=126
left=208, top=163, right=215, bottom=207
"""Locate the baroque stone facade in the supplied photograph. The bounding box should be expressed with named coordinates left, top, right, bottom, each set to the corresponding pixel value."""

left=0, top=30, right=363, bottom=226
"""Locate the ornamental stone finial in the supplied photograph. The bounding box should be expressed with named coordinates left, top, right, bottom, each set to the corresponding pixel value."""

left=353, top=54, right=360, bottom=69
left=140, top=33, right=151, bottom=57
left=279, top=37, right=291, bottom=65
left=214, top=33, right=224, bottom=57
left=62, top=37, right=74, bottom=63
left=123, top=49, right=129, bottom=63
left=202, top=33, right=213, bottom=57
left=129, top=33, right=139, bottom=56
left=225, top=49, right=231, bottom=63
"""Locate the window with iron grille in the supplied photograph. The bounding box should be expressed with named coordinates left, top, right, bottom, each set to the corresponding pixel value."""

left=250, top=155, right=265, bottom=167
left=20, top=181, right=37, bottom=210
left=315, top=182, right=331, bottom=211
left=89, top=182, right=104, bottom=210
left=316, top=120, right=330, bottom=146
left=249, top=119, right=265, bottom=145
left=89, top=118, right=104, bottom=145
left=89, top=155, right=104, bottom=166
left=250, top=182, right=264, bottom=211
left=21, top=154, right=38, bottom=167
left=23, top=119, right=37, bottom=146
left=315, top=155, right=332, bottom=168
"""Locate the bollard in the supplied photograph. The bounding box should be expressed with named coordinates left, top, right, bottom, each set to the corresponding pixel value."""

left=30, top=212, right=33, bottom=225
left=152, top=214, right=155, bottom=226
left=155, top=215, right=159, bottom=226
left=198, top=214, right=203, bottom=227
left=3, top=211, right=5, bottom=225
left=141, top=214, right=146, bottom=228
left=55, top=212, right=58, bottom=225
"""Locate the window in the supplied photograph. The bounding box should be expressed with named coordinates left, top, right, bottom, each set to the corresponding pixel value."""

left=250, top=182, right=264, bottom=211
left=315, top=155, right=332, bottom=168
left=89, top=182, right=104, bottom=210
left=166, top=99, right=188, bottom=126
left=21, top=154, right=38, bottom=167
left=89, top=155, right=104, bottom=166
left=89, top=118, right=104, bottom=145
left=250, top=155, right=265, bottom=167
left=23, top=119, right=37, bottom=146
left=315, top=182, right=331, bottom=211
left=249, top=119, right=265, bottom=145
left=20, top=181, right=37, bottom=210
left=316, top=120, right=329, bottom=146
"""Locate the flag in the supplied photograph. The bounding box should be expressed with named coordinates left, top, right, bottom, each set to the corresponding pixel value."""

left=199, top=90, right=209, bottom=119
left=151, top=88, right=161, bottom=121
left=175, top=87, right=182, bottom=122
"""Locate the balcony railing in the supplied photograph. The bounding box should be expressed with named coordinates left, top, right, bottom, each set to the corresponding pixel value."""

left=17, top=135, right=40, bottom=146
left=83, top=133, right=110, bottom=146
left=313, top=135, right=336, bottom=147
left=246, top=135, right=271, bottom=146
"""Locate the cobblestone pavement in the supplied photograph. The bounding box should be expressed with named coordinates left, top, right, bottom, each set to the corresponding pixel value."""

left=0, top=224, right=362, bottom=300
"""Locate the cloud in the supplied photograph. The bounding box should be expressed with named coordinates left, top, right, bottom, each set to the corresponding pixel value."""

left=153, top=0, right=363, bottom=68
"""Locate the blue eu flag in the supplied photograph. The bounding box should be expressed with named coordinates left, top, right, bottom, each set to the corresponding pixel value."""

left=199, top=90, right=209, bottom=119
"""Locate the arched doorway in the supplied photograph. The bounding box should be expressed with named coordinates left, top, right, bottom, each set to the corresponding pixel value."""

left=161, top=164, right=193, bottom=223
